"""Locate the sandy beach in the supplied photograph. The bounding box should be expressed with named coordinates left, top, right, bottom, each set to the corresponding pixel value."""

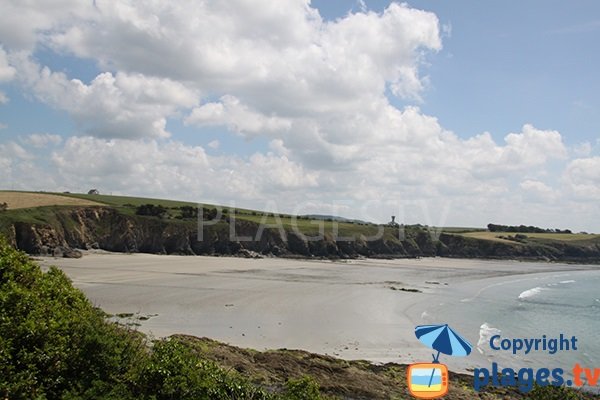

left=38, top=253, right=600, bottom=372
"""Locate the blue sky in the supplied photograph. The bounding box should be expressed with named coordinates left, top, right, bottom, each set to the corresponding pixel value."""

left=0, top=1, right=599, bottom=231
left=317, top=0, right=600, bottom=143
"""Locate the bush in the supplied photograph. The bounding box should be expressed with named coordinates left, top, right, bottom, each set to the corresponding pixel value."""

left=526, top=383, right=582, bottom=400
left=180, top=206, right=199, bottom=219
left=0, top=237, right=326, bottom=400
left=283, top=376, right=323, bottom=400
left=0, top=237, right=146, bottom=399
left=136, top=339, right=270, bottom=400
left=135, top=204, right=168, bottom=218
left=0, top=202, right=7, bottom=211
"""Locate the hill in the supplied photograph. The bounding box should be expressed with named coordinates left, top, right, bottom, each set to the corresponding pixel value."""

left=0, top=191, right=104, bottom=209
left=0, top=190, right=599, bottom=263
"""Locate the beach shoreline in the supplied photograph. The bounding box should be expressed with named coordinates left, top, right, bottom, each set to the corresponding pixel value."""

left=37, top=252, right=599, bottom=376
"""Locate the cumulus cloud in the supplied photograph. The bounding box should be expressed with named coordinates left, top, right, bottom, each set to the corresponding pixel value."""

left=0, top=141, right=32, bottom=160
left=41, top=1, right=439, bottom=110
left=49, top=136, right=318, bottom=201
left=3, top=1, right=441, bottom=141
left=520, top=179, right=557, bottom=202
left=0, top=47, right=15, bottom=82
left=0, top=0, right=93, bottom=51
left=0, top=1, right=597, bottom=231
left=503, top=124, right=567, bottom=163
left=0, top=47, right=15, bottom=105
left=22, top=133, right=62, bottom=148
left=186, top=96, right=291, bottom=137
left=0, top=140, right=61, bottom=190
left=14, top=55, right=198, bottom=139
left=563, top=157, right=600, bottom=200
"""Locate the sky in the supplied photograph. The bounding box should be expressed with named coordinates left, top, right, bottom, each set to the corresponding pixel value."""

left=0, top=0, right=599, bottom=232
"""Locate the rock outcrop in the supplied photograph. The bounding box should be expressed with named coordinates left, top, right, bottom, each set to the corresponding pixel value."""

left=3, top=207, right=600, bottom=262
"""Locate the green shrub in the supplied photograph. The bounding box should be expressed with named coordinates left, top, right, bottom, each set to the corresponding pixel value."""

left=526, top=384, right=583, bottom=400
left=0, top=238, right=146, bottom=399
left=283, top=376, right=323, bottom=400
left=0, top=238, right=327, bottom=399
left=136, top=339, right=270, bottom=400
left=180, top=206, right=199, bottom=219
left=135, top=204, right=168, bottom=218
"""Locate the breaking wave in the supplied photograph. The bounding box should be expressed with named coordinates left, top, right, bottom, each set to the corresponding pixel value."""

left=518, top=286, right=545, bottom=300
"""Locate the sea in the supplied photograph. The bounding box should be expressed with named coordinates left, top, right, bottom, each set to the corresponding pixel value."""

left=421, top=267, right=600, bottom=383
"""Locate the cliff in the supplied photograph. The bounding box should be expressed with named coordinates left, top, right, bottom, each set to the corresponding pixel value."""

left=2, top=206, right=600, bottom=263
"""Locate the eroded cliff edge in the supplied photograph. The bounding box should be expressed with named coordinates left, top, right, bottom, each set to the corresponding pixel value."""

left=2, top=206, right=599, bottom=263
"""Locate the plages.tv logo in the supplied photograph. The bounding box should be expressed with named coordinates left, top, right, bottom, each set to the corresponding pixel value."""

left=407, top=324, right=473, bottom=399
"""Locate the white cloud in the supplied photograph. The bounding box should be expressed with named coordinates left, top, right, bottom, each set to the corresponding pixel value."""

left=0, top=47, right=12, bottom=105
left=186, top=96, right=291, bottom=137
left=573, top=141, right=592, bottom=157
left=4, top=2, right=442, bottom=144
left=502, top=124, right=567, bottom=164
left=22, top=133, right=62, bottom=148
left=38, top=1, right=440, bottom=110
left=49, top=136, right=318, bottom=201
left=563, top=157, right=600, bottom=200
left=0, top=1, right=598, bottom=231
left=0, top=0, right=93, bottom=51
left=0, top=141, right=32, bottom=160
left=520, top=179, right=557, bottom=202
left=0, top=140, right=59, bottom=190
left=0, top=47, right=16, bottom=82
left=248, top=153, right=318, bottom=190
left=14, top=55, right=198, bottom=139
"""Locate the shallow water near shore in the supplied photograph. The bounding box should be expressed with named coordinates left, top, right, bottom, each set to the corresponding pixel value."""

left=39, top=254, right=600, bottom=380
left=420, top=267, right=600, bottom=374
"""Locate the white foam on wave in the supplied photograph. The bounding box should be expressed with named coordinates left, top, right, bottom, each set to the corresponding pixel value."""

left=559, top=280, right=575, bottom=284
left=478, top=323, right=501, bottom=355
left=518, top=286, right=545, bottom=300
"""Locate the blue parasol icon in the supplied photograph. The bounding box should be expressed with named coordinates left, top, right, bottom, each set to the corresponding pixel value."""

left=415, top=324, right=473, bottom=387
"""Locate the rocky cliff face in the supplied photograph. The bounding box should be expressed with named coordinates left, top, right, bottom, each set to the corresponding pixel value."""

left=3, top=207, right=600, bottom=262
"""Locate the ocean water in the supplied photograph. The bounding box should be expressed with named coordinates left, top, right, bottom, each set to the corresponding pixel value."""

left=421, top=268, right=600, bottom=375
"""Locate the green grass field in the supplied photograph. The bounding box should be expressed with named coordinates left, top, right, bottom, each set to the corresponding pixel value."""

left=3, top=191, right=595, bottom=245
left=1, top=191, right=401, bottom=238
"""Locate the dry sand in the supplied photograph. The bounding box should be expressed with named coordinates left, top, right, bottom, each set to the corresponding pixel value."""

left=37, top=253, right=598, bottom=371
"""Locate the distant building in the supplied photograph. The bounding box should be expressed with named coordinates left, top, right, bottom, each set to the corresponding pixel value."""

left=388, top=215, right=399, bottom=226
left=88, top=189, right=100, bottom=195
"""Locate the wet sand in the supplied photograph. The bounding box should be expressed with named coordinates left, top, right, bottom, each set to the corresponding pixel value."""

left=37, top=253, right=599, bottom=371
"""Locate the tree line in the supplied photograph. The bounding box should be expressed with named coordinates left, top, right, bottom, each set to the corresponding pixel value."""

left=487, top=223, right=572, bottom=234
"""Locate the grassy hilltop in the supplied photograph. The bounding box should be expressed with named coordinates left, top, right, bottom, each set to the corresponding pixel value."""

left=0, top=190, right=599, bottom=263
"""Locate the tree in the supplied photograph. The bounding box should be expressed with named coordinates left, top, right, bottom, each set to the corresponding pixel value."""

left=180, top=206, right=198, bottom=219
left=136, top=204, right=168, bottom=218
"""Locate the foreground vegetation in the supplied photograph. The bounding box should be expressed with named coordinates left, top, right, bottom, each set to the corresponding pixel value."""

left=1, top=238, right=598, bottom=399
left=0, top=237, right=325, bottom=399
